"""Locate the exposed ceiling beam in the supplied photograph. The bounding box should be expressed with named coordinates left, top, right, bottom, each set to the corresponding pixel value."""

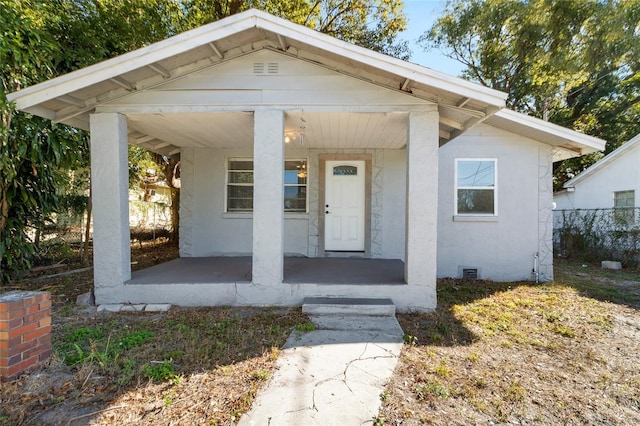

left=439, top=116, right=465, bottom=130
left=446, top=105, right=501, bottom=141
left=401, top=78, right=411, bottom=91
left=54, top=104, right=96, bottom=123
left=133, top=135, right=155, bottom=144
left=59, top=94, right=86, bottom=108
left=168, top=148, right=180, bottom=156
left=148, top=63, right=171, bottom=79
left=439, top=128, right=451, bottom=140
left=208, top=42, right=224, bottom=59
left=277, top=34, right=287, bottom=51
left=458, top=97, right=470, bottom=108
left=110, top=77, right=134, bottom=91
left=150, top=141, right=171, bottom=149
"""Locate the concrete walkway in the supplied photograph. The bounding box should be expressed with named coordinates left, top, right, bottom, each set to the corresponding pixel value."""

left=238, top=313, right=404, bottom=425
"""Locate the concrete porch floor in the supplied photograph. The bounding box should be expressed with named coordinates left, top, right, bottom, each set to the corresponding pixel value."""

left=126, top=257, right=406, bottom=285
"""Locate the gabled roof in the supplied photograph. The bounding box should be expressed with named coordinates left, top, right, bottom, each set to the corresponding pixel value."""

left=485, top=109, right=605, bottom=161
left=7, top=9, right=605, bottom=159
left=7, top=8, right=507, bottom=152
left=563, top=132, right=640, bottom=188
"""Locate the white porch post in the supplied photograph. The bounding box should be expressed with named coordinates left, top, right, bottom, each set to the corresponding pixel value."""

left=405, top=108, right=439, bottom=305
left=252, top=110, right=284, bottom=285
left=90, top=113, right=131, bottom=303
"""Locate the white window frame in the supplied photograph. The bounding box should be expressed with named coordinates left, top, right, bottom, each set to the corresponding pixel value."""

left=283, top=159, right=309, bottom=213
left=225, top=157, right=309, bottom=214
left=454, top=158, right=498, bottom=216
left=225, top=157, right=254, bottom=213
left=613, top=189, right=634, bottom=224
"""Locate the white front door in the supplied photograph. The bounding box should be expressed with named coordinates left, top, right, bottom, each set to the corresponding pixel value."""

left=324, top=160, right=365, bottom=251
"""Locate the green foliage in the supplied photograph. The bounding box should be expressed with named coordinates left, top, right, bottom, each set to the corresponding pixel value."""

left=294, top=321, right=316, bottom=332
left=1, top=0, right=90, bottom=281
left=57, top=323, right=155, bottom=367
left=144, top=360, right=177, bottom=382
left=424, top=0, right=640, bottom=188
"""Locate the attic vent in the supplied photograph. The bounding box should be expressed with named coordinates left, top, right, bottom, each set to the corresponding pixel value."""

left=462, top=268, right=478, bottom=279
left=253, top=62, right=265, bottom=74
left=267, top=62, right=279, bottom=74
left=253, top=62, right=279, bottom=75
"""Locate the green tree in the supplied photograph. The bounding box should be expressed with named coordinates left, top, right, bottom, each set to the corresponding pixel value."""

left=422, top=0, right=640, bottom=188
left=181, top=0, right=409, bottom=57
left=1, top=0, right=90, bottom=280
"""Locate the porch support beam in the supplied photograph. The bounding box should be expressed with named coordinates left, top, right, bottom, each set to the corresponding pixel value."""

left=405, top=108, right=439, bottom=308
left=90, top=113, right=131, bottom=303
left=252, top=110, right=285, bottom=286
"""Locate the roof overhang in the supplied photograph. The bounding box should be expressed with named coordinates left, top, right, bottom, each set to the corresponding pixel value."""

left=7, top=9, right=507, bottom=155
left=485, top=109, right=606, bottom=162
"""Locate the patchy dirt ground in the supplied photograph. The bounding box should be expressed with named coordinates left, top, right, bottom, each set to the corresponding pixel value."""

left=379, top=263, right=640, bottom=425
left=1, top=249, right=639, bottom=425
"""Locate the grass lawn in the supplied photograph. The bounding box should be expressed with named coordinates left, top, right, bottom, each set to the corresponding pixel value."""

left=379, top=260, right=640, bottom=425
left=1, top=245, right=639, bottom=425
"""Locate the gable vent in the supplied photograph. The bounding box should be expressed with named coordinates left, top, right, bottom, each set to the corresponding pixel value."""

left=462, top=268, right=478, bottom=279
left=253, top=62, right=279, bottom=75
left=267, top=62, right=279, bottom=74
left=253, top=62, right=265, bottom=74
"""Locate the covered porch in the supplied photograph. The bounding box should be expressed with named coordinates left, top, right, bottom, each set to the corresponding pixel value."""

left=7, top=9, right=508, bottom=311
left=127, top=257, right=405, bottom=285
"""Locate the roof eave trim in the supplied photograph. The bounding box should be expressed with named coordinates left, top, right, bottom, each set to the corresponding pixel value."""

left=7, top=11, right=261, bottom=108
left=495, top=109, right=605, bottom=152
left=8, top=8, right=507, bottom=111
left=563, top=132, right=640, bottom=188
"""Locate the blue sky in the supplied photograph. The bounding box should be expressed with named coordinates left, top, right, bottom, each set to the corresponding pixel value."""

left=399, top=0, right=465, bottom=76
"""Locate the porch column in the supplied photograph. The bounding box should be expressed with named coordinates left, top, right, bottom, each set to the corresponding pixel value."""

left=252, top=110, right=284, bottom=285
left=90, top=113, right=131, bottom=302
left=405, top=108, right=439, bottom=296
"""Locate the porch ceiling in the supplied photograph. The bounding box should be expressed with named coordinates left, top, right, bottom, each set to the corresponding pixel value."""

left=126, top=110, right=409, bottom=152
left=8, top=9, right=508, bottom=157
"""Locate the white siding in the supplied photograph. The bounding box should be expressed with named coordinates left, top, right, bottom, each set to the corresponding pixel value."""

left=554, top=143, right=640, bottom=210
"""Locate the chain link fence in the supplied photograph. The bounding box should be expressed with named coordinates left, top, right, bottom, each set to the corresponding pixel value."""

left=553, top=208, right=640, bottom=267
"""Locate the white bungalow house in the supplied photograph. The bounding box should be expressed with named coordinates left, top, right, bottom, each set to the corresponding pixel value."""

left=554, top=133, right=640, bottom=211
left=8, top=10, right=604, bottom=311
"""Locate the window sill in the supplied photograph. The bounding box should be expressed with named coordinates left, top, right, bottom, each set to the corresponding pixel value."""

left=222, top=212, right=310, bottom=219
left=453, top=215, right=498, bottom=222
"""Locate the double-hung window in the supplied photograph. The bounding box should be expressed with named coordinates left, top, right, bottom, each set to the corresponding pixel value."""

left=613, top=190, right=634, bottom=224
left=226, top=158, right=308, bottom=213
left=455, top=159, right=497, bottom=215
left=227, top=159, right=254, bottom=212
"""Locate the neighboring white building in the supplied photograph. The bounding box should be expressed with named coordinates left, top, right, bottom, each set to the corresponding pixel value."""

left=7, top=10, right=604, bottom=311
left=554, top=133, right=640, bottom=211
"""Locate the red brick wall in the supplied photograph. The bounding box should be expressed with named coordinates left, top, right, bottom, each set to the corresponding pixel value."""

left=0, top=291, right=52, bottom=382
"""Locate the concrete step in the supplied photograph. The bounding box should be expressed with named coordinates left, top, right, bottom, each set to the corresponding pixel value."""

left=302, top=297, right=396, bottom=316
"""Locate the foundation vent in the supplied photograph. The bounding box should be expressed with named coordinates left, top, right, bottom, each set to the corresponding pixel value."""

left=253, top=62, right=279, bottom=75
left=462, top=268, right=479, bottom=279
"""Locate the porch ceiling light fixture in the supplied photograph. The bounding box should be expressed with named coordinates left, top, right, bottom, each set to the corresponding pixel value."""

left=284, top=128, right=306, bottom=145
left=296, top=162, right=307, bottom=178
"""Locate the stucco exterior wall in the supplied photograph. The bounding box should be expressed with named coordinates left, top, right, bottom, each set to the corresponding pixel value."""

left=436, top=124, right=552, bottom=282
left=180, top=123, right=553, bottom=284
left=554, top=143, right=640, bottom=210
left=180, top=147, right=408, bottom=259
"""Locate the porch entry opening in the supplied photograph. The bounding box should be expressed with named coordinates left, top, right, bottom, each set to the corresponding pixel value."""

left=324, top=160, right=365, bottom=251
